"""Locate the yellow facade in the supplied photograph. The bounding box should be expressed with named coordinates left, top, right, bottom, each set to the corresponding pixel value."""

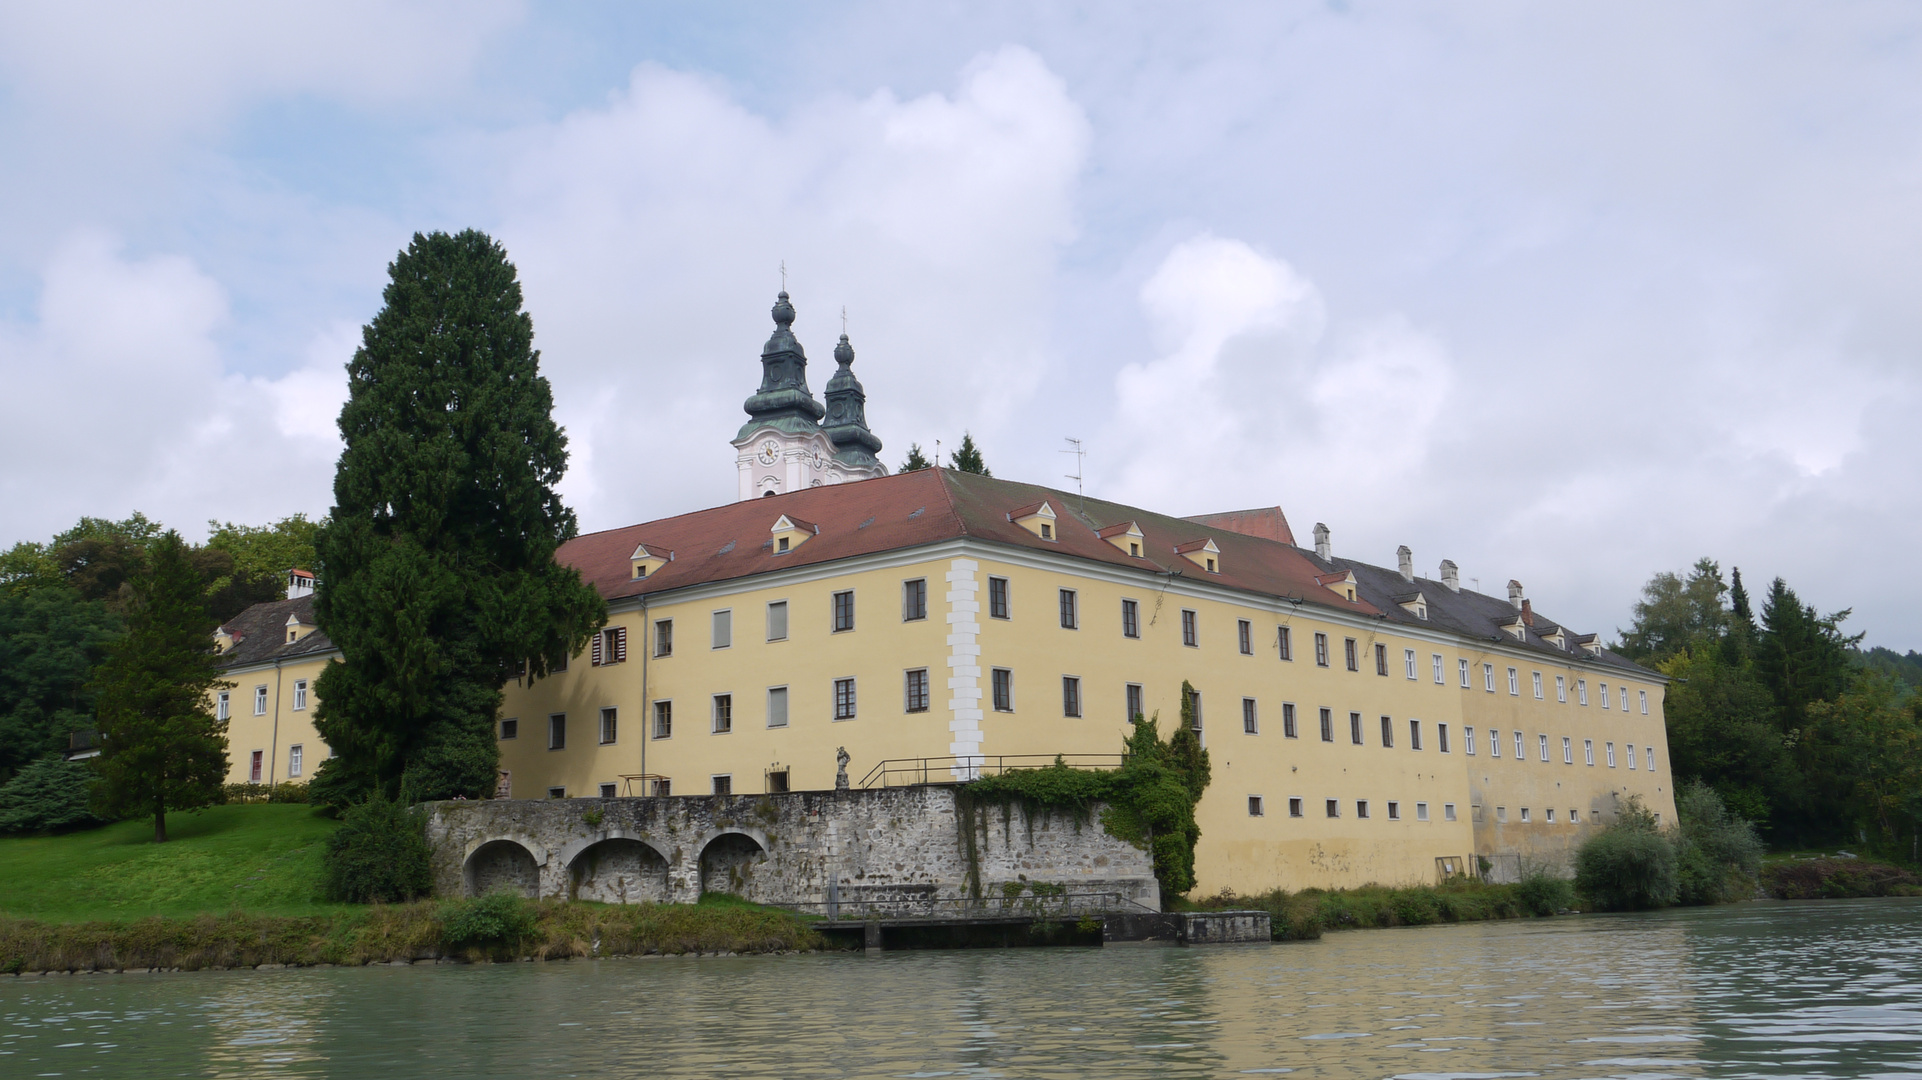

left=216, top=653, right=334, bottom=787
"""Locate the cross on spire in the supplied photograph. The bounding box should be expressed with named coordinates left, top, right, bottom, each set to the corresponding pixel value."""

left=780, top=260, right=787, bottom=291
left=841, top=305, right=848, bottom=334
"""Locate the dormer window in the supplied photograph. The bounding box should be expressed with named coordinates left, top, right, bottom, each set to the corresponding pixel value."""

left=777, top=537, right=789, bottom=553
left=1097, top=520, right=1146, bottom=557
left=1010, top=500, right=1059, bottom=540
left=1396, top=592, right=1428, bottom=620
left=1175, top=537, right=1221, bottom=573
left=1040, top=523, right=1053, bottom=540
left=769, top=514, right=816, bottom=554
left=1131, top=543, right=1139, bottom=557
left=1317, top=569, right=1359, bottom=602
left=629, top=542, right=670, bottom=579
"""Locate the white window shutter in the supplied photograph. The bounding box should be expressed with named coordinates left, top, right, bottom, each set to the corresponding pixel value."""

left=614, top=626, right=628, bottom=662
left=591, top=632, right=603, bottom=666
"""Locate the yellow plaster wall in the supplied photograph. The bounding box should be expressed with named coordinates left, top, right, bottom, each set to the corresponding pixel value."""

left=216, top=655, right=335, bottom=786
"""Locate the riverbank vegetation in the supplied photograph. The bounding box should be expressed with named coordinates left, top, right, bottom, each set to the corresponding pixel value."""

left=1196, top=874, right=1575, bottom=940
left=0, top=893, right=827, bottom=974
left=1759, top=858, right=1921, bottom=899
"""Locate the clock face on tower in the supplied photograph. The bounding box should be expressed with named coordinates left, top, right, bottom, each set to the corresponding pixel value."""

left=757, top=441, right=780, bottom=465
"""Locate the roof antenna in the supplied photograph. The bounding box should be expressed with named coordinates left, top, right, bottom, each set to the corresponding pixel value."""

left=1061, top=437, right=1086, bottom=514
left=780, top=260, right=787, bottom=292
left=935, top=437, right=942, bottom=470
left=841, top=305, right=848, bottom=334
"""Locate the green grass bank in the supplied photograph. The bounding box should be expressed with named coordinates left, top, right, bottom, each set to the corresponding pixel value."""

left=1196, top=876, right=1574, bottom=940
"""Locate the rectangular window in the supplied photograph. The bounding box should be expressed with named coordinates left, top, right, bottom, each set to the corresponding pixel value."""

left=1063, top=676, right=1082, bottom=718
left=1374, top=642, right=1388, bottom=676
left=834, top=678, right=857, bottom=721
left=500, top=718, right=518, bottom=740
left=548, top=713, right=566, bottom=750
left=1238, top=619, right=1253, bottom=655
left=1600, top=682, right=1611, bottom=709
left=1514, top=730, right=1525, bottom=758
left=1126, top=683, right=1144, bottom=722
left=600, top=707, right=618, bottom=745
left=1282, top=702, right=1298, bottom=738
left=1185, top=687, right=1203, bottom=733
left=600, top=783, right=618, bottom=799
left=1546, top=808, right=1556, bottom=822
left=1520, top=807, right=1531, bottom=823
left=766, top=770, right=789, bottom=794
left=1416, top=801, right=1430, bottom=821
left=1639, top=689, right=1649, bottom=714
left=1444, top=803, right=1457, bottom=821
left=903, top=578, right=928, bottom=621
left=288, top=744, right=303, bottom=778
left=1584, top=738, right=1595, bottom=765
left=712, top=775, right=732, bottom=796
left=1459, top=658, right=1471, bottom=687
left=1182, top=609, right=1198, bottom=647
left=1319, top=707, right=1334, bottom=742
left=1507, top=668, right=1520, bottom=695
left=655, top=618, right=673, bottom=657
left=1563, top=736, right=1573, bottom=763
left=767, top=601, right=788, bottom=641
left=1289, top=797, right=1303, bottom=817
left=1349, top=711, right=1364, bottom=745
left=1438, top=722, right=1450, bottom=753
left=1059, top=589, right=1078, bottom=629
left=1278, top=626, right=1293, bottom=660
left=592, top=626, right=628, bottom=665
left=1484, top=663, right=1496, bottom=691
left=1405, top=648, right=1418, bottom=679
left=1532, top=672, right=1544, bottom=699
left=1357, top=800, right=1370, bottom=819
left=254, top=685, right=268, bottom=715
left=1465, top=724, right=1476, bottom=754
left=552, top=651, right=567, bottom=673
left=1242, top=698, right=1258, bottom=734
left=1621, top=686, right=1631, bottom=712
left=1380, top=714, right=1394, bottom=748
left=712, top=695, right=733, bottom=734
left=216, top=691, right=229, bottom=721
left=249, top=750, right=263, bottom=783
left=768, top=686, right=789, bottom=728
left=653, top=700, right=672, bottom=739
left=712, top=609, right=732, bottom=649
left=1315, top=632, right=1330, bottom=666
left=1606, top=741, right=1617, bottom=767
left=1647, top=747, right=1657, bottom=772
left=1433, top=653, right=1445, bottom=684
left=1556, top=675, right=1567, bottom=703
left=1538, top=734, right=1549, bottom=761
left=833, top=590, right=855, bottom=632
left=1326, top=799, right=1340, bottom=818
left=1489, top=728, right=1501, bottom=757
left=1627, top=744, right=1638, bottom=770
left=1387, top=801, right=1400, bottom=820
left=651, top=778, right=671, bottom=797
left=1496, top=806, right=1508, bottom=823
left=1409, top=719, right=1422, bottom=751
left=988, top=576, right=1010, bottom=619
left=1122, top=599, right=1140, bottom=639
left=1248, top=795, right=1264, bottom=817
left=992, top=669, right=1013, bottom=712
left=293, top=680, right=308, bottom=710
left=1345, top=638, right=1359, bottom=671
left=905, top=670, right=929, bottom=713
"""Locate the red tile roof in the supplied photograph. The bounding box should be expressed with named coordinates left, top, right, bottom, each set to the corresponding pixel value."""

left=557, top=468, right=1377, bottom=616
left=1184, top=506, right=1297, bottom=545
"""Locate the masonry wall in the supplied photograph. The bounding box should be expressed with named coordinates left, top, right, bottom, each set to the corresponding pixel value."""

left=425, top=786, right=1160, bottom=912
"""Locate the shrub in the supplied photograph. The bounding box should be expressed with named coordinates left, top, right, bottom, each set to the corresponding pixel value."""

left=1761, top=859, right=1922, bottom=899
left=322, top=793, right=434, bottom=903
left=440, top=891, right=537, bottom=949
left=1515, top=872, right=1575, bottom=915
left=0, top=756, right=105, bottom=834
left=221, top=782, right=310, bottom=805
left=1575, top=799, right=1678, bottom=910
left=1673, top=781, right=1764, bottom=905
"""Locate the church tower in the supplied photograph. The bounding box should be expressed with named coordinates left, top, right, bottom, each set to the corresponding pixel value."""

left=731, top=291, right=887, bottom=500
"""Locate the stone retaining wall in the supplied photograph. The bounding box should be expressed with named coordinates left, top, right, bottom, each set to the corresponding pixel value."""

left=425, top=787, right=1160, bottom=911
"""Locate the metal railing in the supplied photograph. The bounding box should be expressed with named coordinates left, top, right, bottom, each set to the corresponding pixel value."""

left=858, top=753, right=1126, bottom=789
left=777, top=888, right=1159, bottom=922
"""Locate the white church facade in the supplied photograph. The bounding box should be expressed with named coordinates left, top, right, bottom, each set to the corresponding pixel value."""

left=730, top=291, right=887, bottom=500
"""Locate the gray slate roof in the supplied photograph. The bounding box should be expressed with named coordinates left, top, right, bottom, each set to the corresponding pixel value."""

left=215, top=594, right=335, bottom=670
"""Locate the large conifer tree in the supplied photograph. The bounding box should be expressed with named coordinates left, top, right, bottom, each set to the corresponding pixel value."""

left=90, top=531, right=229, bottom=842
left=311, top=230, right=604, bottom=805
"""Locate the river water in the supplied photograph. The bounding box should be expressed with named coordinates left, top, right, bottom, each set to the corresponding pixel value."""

left=2, top=898, right=1918, bottom=1079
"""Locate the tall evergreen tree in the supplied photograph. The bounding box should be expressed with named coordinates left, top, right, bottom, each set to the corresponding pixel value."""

left=1756, top=577, right=1858, bottom=731
left=311, top=230, right=605, bottom=806
left=898, top=443, right=933, bottom=472
left=949, top=432, right=991, bottom=476
left=89, top=531, right=229, bottom=842
left=0, top=586, right=119, bottom=784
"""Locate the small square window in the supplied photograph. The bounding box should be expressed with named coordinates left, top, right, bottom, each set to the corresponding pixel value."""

left=776, top=536, right=789, bottom=553
left=1040, top=522, right=1053, bottom=540
left=547, top=787, right=566, bottom=799
left=1387, top=801, right=1400, bottom=820
left=650, top=778, right=671, bottom=796
left=712, top=775, right=732, bottom=796
left=1326, top=798, right=1340, bottom=818
left=499, top=718, right=518, bottom=740
left=1520, top=807, right=1531, bottom=823
left=1496, top=806, right=1508, bottom=823
left=1570, top=809, right=1581, bottom=823
left=1248, top=795, right=1264, bottom=817
left=600, top=782, right=617, bottom=799
left=1416, top=801, right=1429, bottom=821
left=767, top=770, right=790, bottom=794
left=1289, top=797, right=1304, bottom=818
left=1444, top=803, right=1457, bottom=821
left=1357, top=800, right=1370, bottom=819
left=1546, top=808, right=1556, bottom=823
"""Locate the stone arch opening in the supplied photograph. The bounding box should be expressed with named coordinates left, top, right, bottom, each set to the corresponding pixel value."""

left=568, top=838, right=669, bottom=904
left=464, top=839, right=541, bottom=898
left=699, top=832, right=768, bottom=899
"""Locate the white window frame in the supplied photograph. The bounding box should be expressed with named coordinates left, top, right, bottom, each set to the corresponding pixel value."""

left=292, top=680, right=308, bottom=710
left=1433, top=653, right=1445, bottom=684
left=1416, top=801, right=1430, bottom=821
left=1515, top=730, right=1525, bottom=759
left=1404, top=648, right=1418, bottom=679
left=1520, top=807, right=1531, bottom=823
left=1556, top=675, right=1566, bottom=703
left=1444, top=803, right=1457, bottom=821
left=1247, top=795, right=1264, bottom=817
left=1532, top=671, right=1544, bottom=699
left=1639, top=689, right=1649, bottom=714
left=1490, top=728, right=1501, bottom=758
left=600, top=706, right=618, bottom=745
left=768, top=685, right=790, bottom=728
left=254, top=685, right=268, bottom=716
left=1459, top=658, right=1471, bottom=687
left=1599, top=681, right=1610, bottom=709
left=1484, top=663, right=1496, bottom=692
left=1539, top=733, right=1549, bottom=761
left=766, top=600, right=788, bottom=642
left=1464, top=724, right=1477, bottom=755
left=1584, top=738, right=1595, bottom=765
left=1242, top=697, right=1259, bottom=735
left=711, top=694, right=732, bottom=734
left=1507, top=668, right=1520, bottom=696
left=1627, top=744, right=1638, bottom=770
left=1577, top=678, right=1588, bottom=705
left=288, top=744, right=303, bottom=778
left=833, top=677, right=857, bottom=721
left=1563, top=736, right=1573, bottom=764
left=1621, top=686, right=1631, bottom=711
left=1606, top=741, right=1617, bottom=767
left=711, top=608, right=732, bottom=650
left=217, top=691, right=230, bottom=721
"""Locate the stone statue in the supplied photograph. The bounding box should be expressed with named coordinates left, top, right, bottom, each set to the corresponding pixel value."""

left=835, top=746, right=850, bottom=791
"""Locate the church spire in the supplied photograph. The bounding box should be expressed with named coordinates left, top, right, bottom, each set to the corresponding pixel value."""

left=737, top=290, right=826, bottom=441
left=822, top=330, right=884, bottom=471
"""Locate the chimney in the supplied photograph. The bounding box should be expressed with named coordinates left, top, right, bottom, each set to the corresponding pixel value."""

left=1313, top=522, right=1331, bottom=560
left=1440, top=559, right=1460, bottom=592
left=1396, top=545, right=1414, bottom=582
left=1521, top=598, right=1534, bottom=627
left=1507, top=579, right=1525, bottom=610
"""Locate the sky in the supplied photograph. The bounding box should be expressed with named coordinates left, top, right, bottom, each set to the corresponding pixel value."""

left=1, top=1, right=1918, bottom=650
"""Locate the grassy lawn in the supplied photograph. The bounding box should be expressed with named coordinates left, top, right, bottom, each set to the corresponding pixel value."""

left=0, top=804, right=347, bottom=922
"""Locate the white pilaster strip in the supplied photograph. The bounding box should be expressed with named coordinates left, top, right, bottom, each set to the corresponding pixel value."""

left=944, top=558, right=983, bottom=779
